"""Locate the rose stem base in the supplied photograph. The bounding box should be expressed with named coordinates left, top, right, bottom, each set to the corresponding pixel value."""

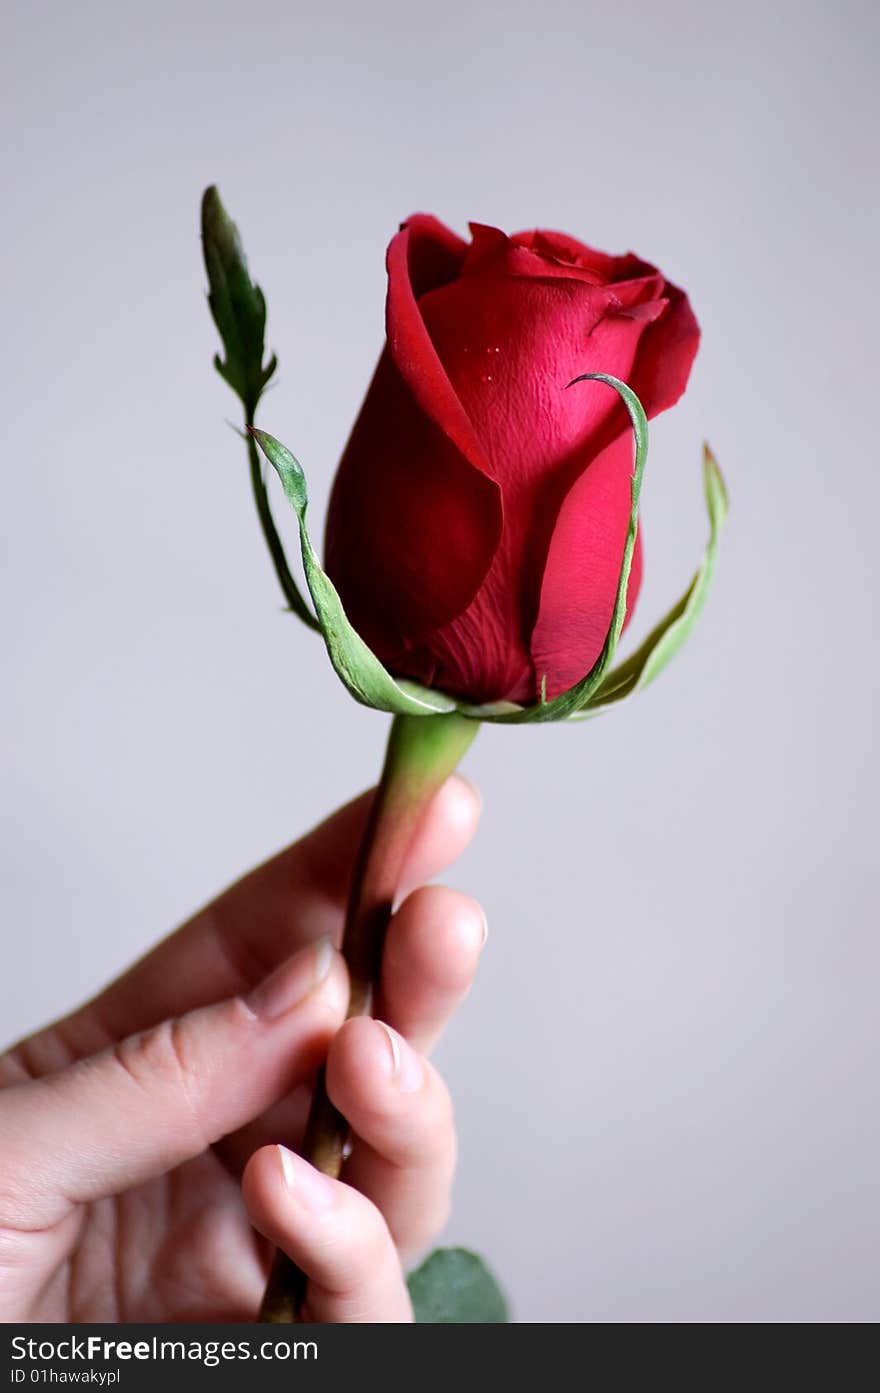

left=258, top=709, right=478, bottom=1322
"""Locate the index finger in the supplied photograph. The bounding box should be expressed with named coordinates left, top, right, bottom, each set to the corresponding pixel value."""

left=12, top=774, right=481, bottom=1064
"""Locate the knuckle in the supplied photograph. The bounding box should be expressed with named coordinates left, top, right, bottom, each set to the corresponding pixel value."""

left=111, top=1019, right=207, bottom=1150
left=0, top=1093, right=54, bottom=1231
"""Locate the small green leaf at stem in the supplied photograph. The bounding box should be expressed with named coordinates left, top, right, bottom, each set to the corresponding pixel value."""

left=250, top=428, right=460, bottom=716
left=201, top=186, right=277, bottom=419
left=407, top=1248, right=509, bottom=1323
left=202, top=186, right=319, bottom=630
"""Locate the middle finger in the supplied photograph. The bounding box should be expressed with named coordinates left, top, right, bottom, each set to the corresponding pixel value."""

left=377, top=884, right=486, bottom=1055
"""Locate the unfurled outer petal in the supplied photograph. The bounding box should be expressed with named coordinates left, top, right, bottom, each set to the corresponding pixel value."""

left=324, top=216, right=502, bottom=651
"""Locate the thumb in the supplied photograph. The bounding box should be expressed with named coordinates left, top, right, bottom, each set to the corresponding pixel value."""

left=1, top=939, right=347, bottom=1230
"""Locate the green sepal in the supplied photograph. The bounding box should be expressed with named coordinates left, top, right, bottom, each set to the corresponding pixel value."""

left=245, top=431, right=322, bottom=631
left=201, top=186, right=277, bottom=419
left=407, top=1248, right=509, bottom=1323
left=457, top=373, right=649, bottom=724
left=250, top=428, right=459, bottom=716
left=572, top=444, right=728, bottom=718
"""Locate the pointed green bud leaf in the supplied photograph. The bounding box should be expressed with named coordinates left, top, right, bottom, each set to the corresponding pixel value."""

left=250, top=428, right=458, bottom=716
left=407, top=1248, right=509, bottom=1323
left=202, top=186, right=277, bottom=418
left=572, top=444, right=728, bottom=719
left=201, top=186, right=318, bottom=631
left=459, top=373, right=649, bottom=724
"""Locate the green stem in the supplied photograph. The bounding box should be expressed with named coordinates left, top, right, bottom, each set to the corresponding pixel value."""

left=258, top=710, right=478, bottom=1323
left=246, top=426, right=320, bottom=630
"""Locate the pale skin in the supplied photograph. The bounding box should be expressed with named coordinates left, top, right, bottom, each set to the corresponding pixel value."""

left=0, top=775, right=484, bottom=1322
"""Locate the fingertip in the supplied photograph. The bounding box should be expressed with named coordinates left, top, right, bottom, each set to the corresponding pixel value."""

left=438, top=772, right=483, bottom=841
left=326, top=1015, right=395, bottom=1107
left=243, top=1144, right=338, bottom=1232
left=399, top=773, right=481, bottom=896
left=242, top=1143, right=412, bottom=1320
left=376, top=884, right=486, bottom=1053
left=327, top=1017, right=437, bottom=1126
left=241, top=1144, right=277, bottom=1231
left=242, top=1142, right=277, bottom=1209
left=387, top=884, right=486, bottom=989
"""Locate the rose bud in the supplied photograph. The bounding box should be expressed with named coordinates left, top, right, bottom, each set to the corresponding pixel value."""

left=324, top=217, right=701, bottom=706
left=205, top=189, right=726, bottom=725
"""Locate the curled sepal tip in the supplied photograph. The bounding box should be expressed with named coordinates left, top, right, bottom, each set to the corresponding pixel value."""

left=569, top=443, right=729, bottom=720
left=249, top=428, right=458, bottom=717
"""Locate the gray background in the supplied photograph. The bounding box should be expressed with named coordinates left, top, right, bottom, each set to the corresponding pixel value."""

left=2, top=0, right=878, bottom=1322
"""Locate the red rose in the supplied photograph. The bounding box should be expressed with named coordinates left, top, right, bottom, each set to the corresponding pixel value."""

left=325, top=216, right=699, bottom=705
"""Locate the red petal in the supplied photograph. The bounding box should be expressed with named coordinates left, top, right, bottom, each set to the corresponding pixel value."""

left=527, top=277, right=697, bottom=703
left=395, top=212, right=468, bottom=297
left=418, top=273, right=651, bottom=489
left=629, top=279, right=700, bottom=415
left=324, top=219, right=502, bottom=647
left=530, top=431, right=645, bottom=700
left=466, top=225, right=666, bottom=306
left=385, top=219, right=496, bottom=483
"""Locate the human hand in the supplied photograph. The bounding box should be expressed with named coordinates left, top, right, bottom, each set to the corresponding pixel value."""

left=0, top=776, right=483, bottom=1322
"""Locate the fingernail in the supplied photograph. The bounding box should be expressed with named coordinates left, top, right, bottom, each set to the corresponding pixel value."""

left=377, top=1021, right=424, bottom=1093
left=277, top=1145, right=335, bottom=1213
left=456, top=900, right=487, bottom=953
left=247, top=936, right=335, bottom=1021
left=470, top=903, right=489, bottom=950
